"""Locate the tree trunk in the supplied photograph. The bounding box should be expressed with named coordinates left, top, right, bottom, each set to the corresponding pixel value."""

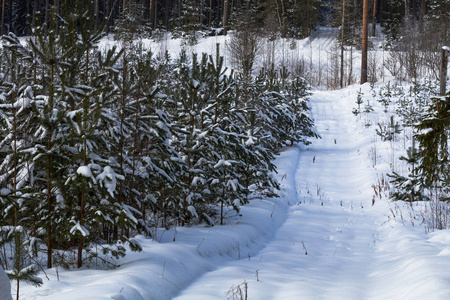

left=153, top=0, right=157, bottom=29
left=46, top=156, right=52, bottom=269
left=178, top=0, right=181, bottom=27
left=306, top=0, right=310, bottom=36
left=44, top=0, right=49, bottom=37
left=105, top=0, right=110, bottom=33
left=7, top=0, right=11, bottom=33
left=208, top=0, right=212, bottom=27
left=361, top=0, right=369, bottom=84
left=46, top=61, right=55, bottom=269
left=94, top=0, right=98, bottom=31
left=348, top=45, right=353, bottom=86
left=440, top=48, right=448, bottom=96
left=419, top=0, right=426, bottom=24
left=372, top=0, right=377, bottom=36
left=77, top=190, right=85, bottom=268
left=340, top=0, right=345, bottom=88
left=149, top=0, right=154, bottom=29
left=223, top=0, right=229, bottom=35
left=78, top=46, right=90, bottom=269
left=54, top=0, right=59, bottom=14
left=164, top=0, right=170, bottom=28
left=1, top=0, right=5, bottom=35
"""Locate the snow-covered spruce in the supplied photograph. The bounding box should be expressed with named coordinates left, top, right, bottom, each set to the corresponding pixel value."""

left=0, top=3, right=318, bottom=275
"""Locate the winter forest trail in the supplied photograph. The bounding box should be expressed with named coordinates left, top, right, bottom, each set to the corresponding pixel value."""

left=15, top=28, right=450, bottom=300
left=19, top=87, right=450, bottom=300
left=173, top=88, right=450, bottom=300
left=174, top=91, right=384, bottom=299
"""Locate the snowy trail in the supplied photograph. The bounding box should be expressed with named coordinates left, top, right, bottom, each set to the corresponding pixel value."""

left=174, top=91, right=383, bottom=299
left=15, top=29, right=450, bottom=300
left=172, top=89, right=450, bottom=300
left=19, top=87, right=450, bottom=300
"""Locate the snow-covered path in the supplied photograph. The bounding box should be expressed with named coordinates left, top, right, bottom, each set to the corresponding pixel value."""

left=173, top=90, right=450, bottom=299
left=173, top=90, right=380, bottom=299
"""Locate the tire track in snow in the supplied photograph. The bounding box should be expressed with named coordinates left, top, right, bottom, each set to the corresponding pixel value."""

left=292, top=90, right=380, bottom=299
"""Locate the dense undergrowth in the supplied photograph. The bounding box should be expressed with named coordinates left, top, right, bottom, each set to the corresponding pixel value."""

left=353, top=80, right=449, bottom=230
left=0, top=6, right=318, bottom=289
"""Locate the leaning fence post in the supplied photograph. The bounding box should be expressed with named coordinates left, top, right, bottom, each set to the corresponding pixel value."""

left=440, top=46, right=449, bottom=96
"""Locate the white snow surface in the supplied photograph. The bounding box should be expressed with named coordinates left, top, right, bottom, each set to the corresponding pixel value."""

left=17, top=31, right=450, bottom=299
left=0, top=265, right=12, bottom=300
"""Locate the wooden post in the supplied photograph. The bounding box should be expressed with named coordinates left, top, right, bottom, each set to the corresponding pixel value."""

left=440, top=47, right=449, bottom=96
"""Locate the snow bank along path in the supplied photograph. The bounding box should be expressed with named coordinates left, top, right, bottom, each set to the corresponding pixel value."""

left=173, top=89, right=450, bottom=299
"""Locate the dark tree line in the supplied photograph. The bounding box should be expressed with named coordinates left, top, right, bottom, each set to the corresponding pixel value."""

left=1, top=0, right=447, bottom=44
left=1, top=0, right=325, bottom=38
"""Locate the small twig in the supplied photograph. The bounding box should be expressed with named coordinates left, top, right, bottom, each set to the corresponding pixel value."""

left=197, top=237, right=205, bottom=250
left=270, top=204, right=276, bottom=217
left=30, top=256, right=49, bottom=281
left=302, top=241, right=308, bottom=255
left=237, top=242, right=240, bottom=260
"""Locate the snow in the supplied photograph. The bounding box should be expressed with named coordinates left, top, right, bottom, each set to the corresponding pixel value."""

left=18, top=31, right=450, bottom=300
left=96, top=166, right=124, bottom=198
left=76, top=166, right=95, bottom=182
left=213, top=159, right=232, bottom=169
left=419, top=128, right=434, bottom=135
left=0, top=265, right=12, bottom=300
left=69, top=222, right=90, bottom=237
left=0, top=188, right=11, bottom=196
left=245, top=135, right=256, bottom=146
left=18, top=82, right=450, bottom=300
left=187, top=206, right=198, bottom=218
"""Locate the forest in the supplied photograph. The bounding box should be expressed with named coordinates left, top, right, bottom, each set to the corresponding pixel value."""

left=0, top=0, right=448, bottom=299
left=0, top=0, right=447, bottom=41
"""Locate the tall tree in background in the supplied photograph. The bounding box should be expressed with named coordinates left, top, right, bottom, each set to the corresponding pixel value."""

left=361, top=0, right=369, bottom=84
left=0, top=0, right=447, bottom=43
left=223, top=0, right=229, bottom=35
left=1, top=0, right=5, bottom=35
left=340, top=0, right=345, bottom=88
left=372, top=0, right=378, bottom=35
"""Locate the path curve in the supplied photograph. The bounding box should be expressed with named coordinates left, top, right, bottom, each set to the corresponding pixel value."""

left=174, top=90, right=384, bottom=299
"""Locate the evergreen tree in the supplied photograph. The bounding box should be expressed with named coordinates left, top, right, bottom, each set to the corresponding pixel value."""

left=414, top=93, right=449, bottom=200
left=176, top=0, right=206, bottom=44
left=5, top=226, right=43, bottom=300
left=389, top=145, right=429, bottom=202
left=287, top=75, right=318, bottom=145
left=383, top=0, right=405, bottom=44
